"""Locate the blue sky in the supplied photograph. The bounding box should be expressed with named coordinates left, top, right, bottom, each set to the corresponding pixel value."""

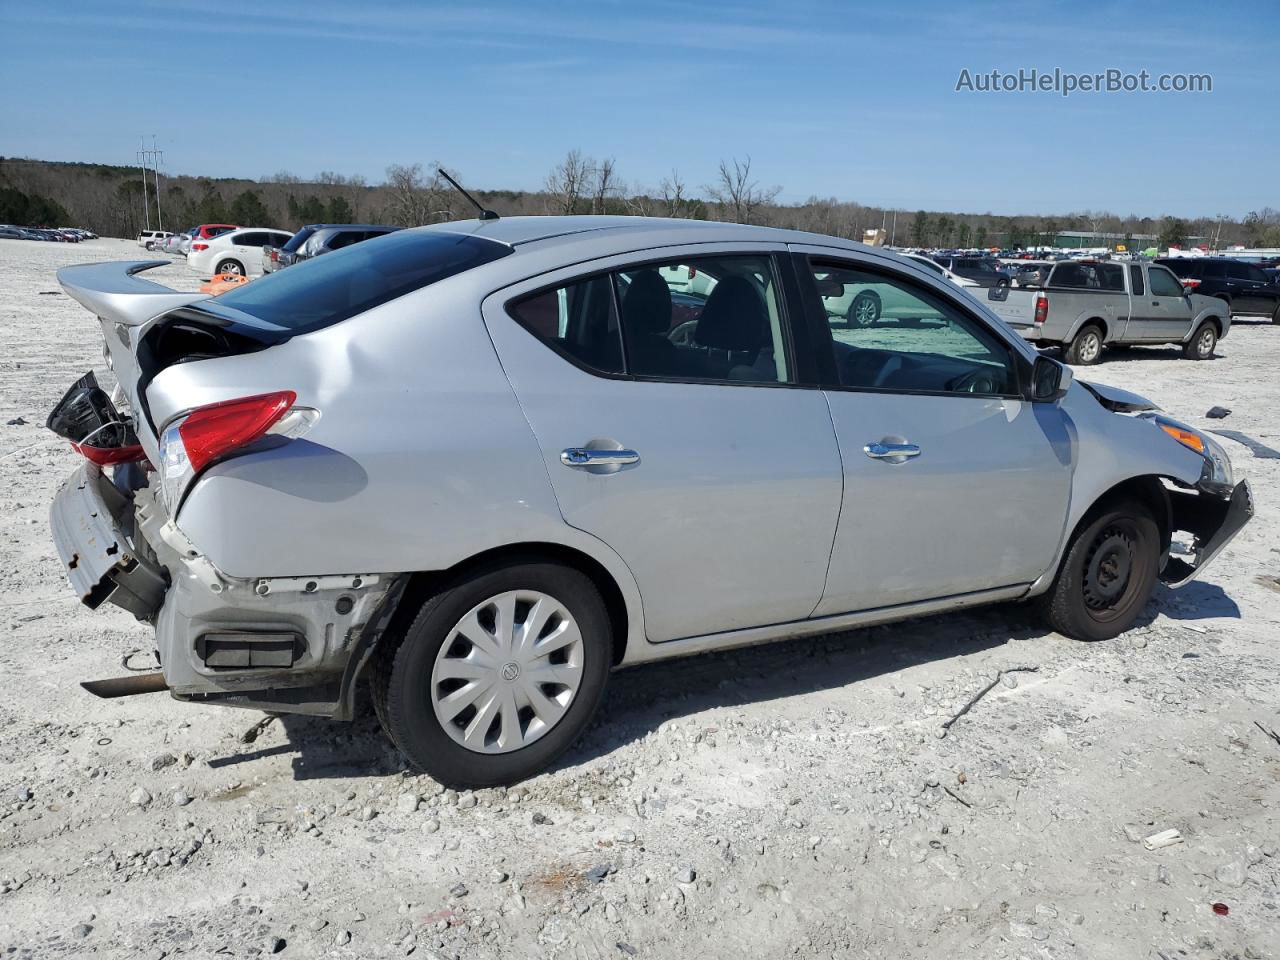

left=1, top=0, right=1276, bottom=217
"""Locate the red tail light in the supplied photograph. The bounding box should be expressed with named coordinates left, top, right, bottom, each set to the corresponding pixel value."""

left=178, top=391, right=296, bottom=472
left=192, top=242, right=209, bottom=251
left=1182, top=277, right=1201, bottom=290
left=71, top=442, right=146, bottom=465
left=1033, top=293, right=1049, bottom=326
left=271, top=249, right=279, bottom=261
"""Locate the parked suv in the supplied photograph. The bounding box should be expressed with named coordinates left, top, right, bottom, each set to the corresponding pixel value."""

left=292, top=224, right=400, bottom=264
left=1156, top=258, right=1280, bottom=322
left=137, top=230, right=174, bottom=250
left=49, top=219, right=1250, bottom=787
left=931, top=254, right=1010, bottom=288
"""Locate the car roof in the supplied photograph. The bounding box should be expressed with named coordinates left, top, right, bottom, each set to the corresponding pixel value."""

left=415, top=215, right=873, bottom=254
left=315, top=224, right=398, bottom=233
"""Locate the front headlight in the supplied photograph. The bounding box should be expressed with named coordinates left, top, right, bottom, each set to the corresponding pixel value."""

left=1148, top=415, right=1235, bottom=494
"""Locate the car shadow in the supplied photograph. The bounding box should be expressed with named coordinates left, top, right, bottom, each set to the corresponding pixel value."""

left=207, top=582, right=1239, bottom=783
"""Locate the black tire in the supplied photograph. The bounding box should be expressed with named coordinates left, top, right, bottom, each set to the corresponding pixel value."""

left=846, top=290, right=881, bottom=327
left=1183, top=322, right=1217, bottom=360
left=371, top=559, right=612, bottom=788
left=1272, top=304, right=1280, bottom=325
left=1035, top=500, right=1160, bottom=642
left=1064, top=324, right=1104, bottom=365
left=215, top=258, right=244, bottom=276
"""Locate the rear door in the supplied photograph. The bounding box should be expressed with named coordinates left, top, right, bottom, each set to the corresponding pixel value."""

left=790, top=246, right=1072, bottom=614
left=1229, top=262, right=1278, bottom=315
left=482, top=245, right=844, bottom=643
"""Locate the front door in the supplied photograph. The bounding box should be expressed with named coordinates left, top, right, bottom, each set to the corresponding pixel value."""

left=791, top=247, right=1073, bottom=615
left=1145, top=264, right=1196, bottom=339
left=482, top=248, right=843, bottom=643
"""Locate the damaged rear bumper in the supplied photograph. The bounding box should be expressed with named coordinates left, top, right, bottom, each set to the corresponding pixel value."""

left=50, top=462, right=400, bottom=719
left=1162, top=479, right=1254, bottom=588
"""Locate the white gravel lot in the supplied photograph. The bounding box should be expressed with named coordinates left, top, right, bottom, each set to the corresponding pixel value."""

left=1, top=238, right=1277, bottom=959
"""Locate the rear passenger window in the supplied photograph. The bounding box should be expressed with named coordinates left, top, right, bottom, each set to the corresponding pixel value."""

left=508, top=256, right=790, bottom=384
left=1129, top=265, right=1145, bottom=296
left=509, top=275, right=624, bottom=375
left=1099, top=264, right=1125, bottom=291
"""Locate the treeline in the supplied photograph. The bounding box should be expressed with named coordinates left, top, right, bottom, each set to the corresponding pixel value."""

left=2, top=154, right=1278, bottom=249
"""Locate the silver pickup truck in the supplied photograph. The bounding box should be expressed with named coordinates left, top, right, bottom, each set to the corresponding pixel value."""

left=985, top=259, right=1230, bottom=365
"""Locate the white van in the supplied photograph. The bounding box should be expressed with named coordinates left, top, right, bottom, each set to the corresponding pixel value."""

left=137, top=230, right=174, bottom=249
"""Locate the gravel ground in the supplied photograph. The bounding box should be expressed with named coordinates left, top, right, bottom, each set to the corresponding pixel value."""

left=1, top=238, right=1278, bottom=959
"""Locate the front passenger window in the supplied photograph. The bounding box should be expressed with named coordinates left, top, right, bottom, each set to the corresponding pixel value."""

left=810, top=261, right=1017, bottom=397
left=1149, top=267, right=1184, bottom=297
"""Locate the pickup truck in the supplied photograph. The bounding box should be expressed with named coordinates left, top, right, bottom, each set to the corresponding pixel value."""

left=985, top=259, right=1231, bottom=365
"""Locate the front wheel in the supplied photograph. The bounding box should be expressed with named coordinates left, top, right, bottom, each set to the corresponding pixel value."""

left=1063, top=324, right=1104, bottom=365
left=1035, top=500, right=1160, bottom=641
left=846, top=291, right=881, bottom=327
left=371, top=560, right=612, bottom=788
left=1183, top=322, right=1217, bottom=360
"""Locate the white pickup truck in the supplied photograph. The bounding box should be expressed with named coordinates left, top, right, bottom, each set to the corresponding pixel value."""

left=985, top=259, right=1230, bottom=365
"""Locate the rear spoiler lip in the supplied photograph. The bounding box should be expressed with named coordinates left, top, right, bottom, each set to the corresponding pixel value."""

left=57, top=260, right=212, bottom=326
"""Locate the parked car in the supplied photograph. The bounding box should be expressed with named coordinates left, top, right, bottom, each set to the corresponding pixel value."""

left=290, top=225, right=401, bottom=265
left=264, top=224, right=397, bottom=273
left=159, top=232, right=187, bottom=255
left=900, top=253, right=978, bottom=288
left=48, top=217, right=1251, bottom=787
left=931, top=254, right=1010, bottom=287
left=264, top=224, right=322, bottom=274
left=187, top=227, right=293, bottom=277
left=137, top=230, right=174, bottom=250
left=1155, top=258, right=1280, bottom=323
left=986, top=259, right=1231, bottom=364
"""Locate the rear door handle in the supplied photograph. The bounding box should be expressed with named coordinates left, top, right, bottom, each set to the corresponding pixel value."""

left=561, top=448, right=640, bottom=467
left=863, top=441, right=921, bottom=461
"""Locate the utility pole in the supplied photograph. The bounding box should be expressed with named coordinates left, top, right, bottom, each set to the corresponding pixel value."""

left=151, top=136, right=165, bottom=232
left=137, top=136, right=151, bottom=232
left=891, top=209, right=898, bottom=246
left=137, top=136, right=165, bottom=232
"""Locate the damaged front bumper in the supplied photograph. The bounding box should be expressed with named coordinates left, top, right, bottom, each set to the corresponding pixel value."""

left=50, top=462, right=400, bottom=718
left=1162, top=478, right=1254, bottom=588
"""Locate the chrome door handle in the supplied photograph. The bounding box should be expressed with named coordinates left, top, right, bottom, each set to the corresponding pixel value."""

left=561, top=448, right=640, bottom=467
left=863, top=441, right=921, bottom=461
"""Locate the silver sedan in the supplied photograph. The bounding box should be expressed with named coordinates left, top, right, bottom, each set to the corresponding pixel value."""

left=48, top=217, right=1251, bottom=787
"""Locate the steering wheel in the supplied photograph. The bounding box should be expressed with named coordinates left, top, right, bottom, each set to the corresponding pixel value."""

left=948, top=369, right=1000, bottom=394
left=668, top=319, right=698, bottom=347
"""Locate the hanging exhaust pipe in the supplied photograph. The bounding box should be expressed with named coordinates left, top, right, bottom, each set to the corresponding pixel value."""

left=81, top=672, right=168, bottom=698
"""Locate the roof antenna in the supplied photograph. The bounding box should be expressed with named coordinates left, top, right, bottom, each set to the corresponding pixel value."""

left=437, top=166, right=499, bottom=221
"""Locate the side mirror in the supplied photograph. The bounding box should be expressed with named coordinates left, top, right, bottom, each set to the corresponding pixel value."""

left=1182, top=284, right=1195, bottom=295
left=1031, top=355, right=1073, bottom=402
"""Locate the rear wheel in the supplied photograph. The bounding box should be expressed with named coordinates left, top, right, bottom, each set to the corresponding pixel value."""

left=215, top=258, right=243, bottom=276
left=1064, top=324, right=1104, bottom=365
left=1035, top=500, right=1160, bottom=641
left=371, top=560, right=612, bottom=788
left=1183, top=322, right=1217, bottom=360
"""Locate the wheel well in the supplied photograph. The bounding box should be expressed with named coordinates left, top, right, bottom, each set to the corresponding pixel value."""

left=1075, top=476, right=1172, bottom=558
left=1079, top=317, right=1108, bottom=339
left=1203, top=316, right=1223, bottom=335
left=390, top=543, right=631, bottom=667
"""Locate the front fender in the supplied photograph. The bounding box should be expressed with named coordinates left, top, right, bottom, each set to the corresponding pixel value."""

left=1182, top=302, right=1232, bottom=341
left=1028, top=383, right=1207, bottom=596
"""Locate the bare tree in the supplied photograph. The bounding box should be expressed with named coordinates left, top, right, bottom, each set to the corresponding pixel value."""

left=705, top=157, right=780, bottom=225
left=385, top=163, right=447, bottom=226
left=544, top=149, right=593, bottom=215
left=658, top=169, right=691, bottom=218
left=589, top=157, right=619, bottom=214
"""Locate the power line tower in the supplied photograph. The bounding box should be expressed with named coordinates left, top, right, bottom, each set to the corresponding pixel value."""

left=136, top=136, right=166, bottom=232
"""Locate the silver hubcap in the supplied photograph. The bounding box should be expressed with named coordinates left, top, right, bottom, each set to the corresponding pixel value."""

left=854, top=297, right=877, bottom=324
left=1199, top=329, right=1214, bottom=354
left=1079, top=334, right=1100, bottom=362
left=220, top=262, right=241, bottom=275
left=430, top=590, right=584, bottom=755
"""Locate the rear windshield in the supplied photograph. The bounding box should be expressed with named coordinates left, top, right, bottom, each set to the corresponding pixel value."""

left=281, top=226, right=317, bottom=253
left=214, top=230, right=512, bottom=334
